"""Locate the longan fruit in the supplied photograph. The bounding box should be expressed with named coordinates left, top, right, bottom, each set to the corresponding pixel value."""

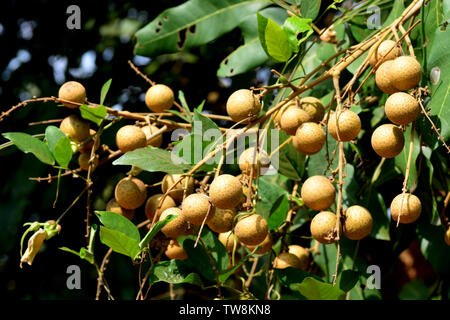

left=445, top=229, right=450, bottom=246
left=165, top=239, right=187, bottom=260
left=161, top=174, right=195, bottom=202
left=293, top=122, right=326, bottom=155
left=106, top=198, right=135, bottom=220
left=78, top=129, right=100, bottom=153
left=141, top=125, right=163, bottom=148
left=301, top=175, right=335, bottom=211
left=273, top=252, right=303, bottom=269
left=145, top=193, right=176, bottom=222
left=280, top=107, right=311, bottom=135
left=115, top=177, right=147, bottom=210
left=343, top=205, right=373, bottom=240
left=116, top=125, right=147, bottom=153
left=375, top=60, right=398, bottom=95
left=145, top=84, right=174, bottom=113
left=385, top=92, right=420, bottom=125
left=390, top=56, right=422, bottom=91
left=390, top=193, right=422, bottom=224
left=226, top=89, right=261, bottom=123
left=209, top=174, right=243, bottom=210
left=310, top=211, right=337, bottom=244
left=369, top=40, right=401, bottom=67
left=246, top=233, right=272, bottom=255
left=371, top=124, right=405, bottom=158
left=159, top=207, right=189, bottom=239
left=327, top=109, right=361, bottom=142
left=60, top=114, right=90, bottom=142
left=234, top=214, right=268, bottom=246
left=238, top=147, right=271, bottom=177
left=288, top=245, right=309, bottom=270
left=58, top=81, right=86, bottom=108
left=78, top=152, right=98, bottom=171
left=181, top=193, right=214, bottom=226
left=274, top=101, right=296, bottom=126
left=218, top=231, right=240, bottom=252
left=300, top=97, right=325, bottom=123
left=207, top=207, right=236, bottom=233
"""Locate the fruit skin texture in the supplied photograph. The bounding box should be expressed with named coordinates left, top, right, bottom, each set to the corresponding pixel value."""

left=160, top=207, right=189, bottom=239
left=343, top=205, right=373, bottom=240
left=390, top=56, right=422, bottom=91
left=218, top=231, right=240, bottom=252
left=273, top=252, right=303, bottom=269
left=288, top=245, right=309, bottom=270
left=385, top=92, right=420, bottom=125
left=234, top=214, right=268, bottom=246
left=375, top=60, right=398, bottom=95
left=115, top=177, right=147, bottom=210
left=106, top=198, right=135, bottom=220
left=246, top=233, right=272, bottom=254
left=181, top=193, right=215, bottom=226
left=310, top=211, right=337, bottom=244
left=145, top=194, right=176, bottom=222
left=280, top=107, right=311, bottom=135
left=145, top=84, right=174, bottom=113
left=60, top=114, right=90, bottom=142
left=301, top=176, right=335, bottom=211
left=116, top=125, right=147, bottom=154
left=165, top=240, right=187, bottom=260
left=78, top=152, right=98, bottom=171
left=274, top=101, right=296, bottom=126
left=58, top=81, right=86, bottom=108
left=445, top=229, right=450, bottom=246
left=207, top=207, right=236, bottom=233
left=327, top=109, right=361, bottom=141
left=300, top=96, right=325, bottom=123
left=238, top=147, right=271, bottom=177
left=209, top=174, right=243, bottom=210
left=161, top=174, right=195, bottom=202
left=141, top=125, right=163, bottom=148
left=371, top=124, right=405, bottom=158
left=390, top=193, right=422, bottom=224
left=293, top=122, right=326, bottom=155
left=226, top=89, right=261, bottom=123
left=369, top=40, right=401, bottom=67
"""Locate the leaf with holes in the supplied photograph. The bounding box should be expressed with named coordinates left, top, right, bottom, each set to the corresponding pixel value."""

left=282, top=16, right=313, bottom=52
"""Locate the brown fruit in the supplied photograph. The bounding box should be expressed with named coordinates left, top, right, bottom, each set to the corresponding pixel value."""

left=445, top=229, right=450, bottom=246
left=114, top=177, right=147, bottom=210
left=77, top=129, right=100, bottom=153
left=385, top=92, right=420, bottom=125
left=238, top=147, right=271, bottom=177
left=369, top=40, right=401, bottom=67
left=234, top=214, right=268, bottom=246
left=293, top=122, right=326, bottom=155
left=390, top=193, right=422, bottom=224
left=145, top=84, right=174, bottom=113
left=288, top=245, right=309, bottom=270
left=161, top=174, right=195, bottom=202
left=343, top=205, right=373, bottom=240
left=274, top=101, right=296, bottom=126
left=280, top=107, right=311, bottom=135
left=207, top=207, right=236, bottom=233
left=246, top=233, right=272, bottom=255
left=60, top=114, right=90, bottom=142
left=159, top=207, right=189, bottom=239
left=300, top=97, right=325, bottom=123
left=310, top=211, right=337, bottom=244
left=273, top=252, right=303, bottom=269
left=327, top=109, right=361, bottom=141
left=181, top=193, right=214, bottom=226
left=116, top=125, right=147, bottom=153
left=141, top=125, right=163, bottom=148
left=301, top=175, right=335, bottom=211
left=371, top=124, right=405, bottom=158
left=58, top=81, right=86, bottom=108
left=145, top=194, right=176, bottom=221
left=390, top=56, right=422, bottom=91
left=226, top=89, right=261, bottom=123
left=375, top=60, right=398, bottom=94
left=209, top=174, right=243, bottom=210
left=78, top=152, right=98, bottom=171
left=165, top=240, right=187, bottom=260
left=106, top=198, right=135, bottom=220
left=218, top=231, right=240, bottom=252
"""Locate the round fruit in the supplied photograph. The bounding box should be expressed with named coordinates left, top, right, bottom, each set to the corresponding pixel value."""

left=390, top=56, right=422, bottom=91
left=145, top=193, right=176, bottom=221
left=226, top=89, right=261, bottom=123
left=274, top=101, right=296, bottom=125
left=310, top=211, right=337, bottom=244
left=293, top=122, right=326, bottom=155
left=165, top=240, right=187, bottom=260
left=145, top=84, right=174, bottom=113
left=273, top=252, right=302, bottom=269
left=116, top=125, right=147, bottom=153
left=234, top=214, right=268, bottom=246
left=78, top=152, right=98, bottom=171
left=371, top=124, right=405, bottom=158
left=385, top=92, right=420, bottom=125
left=115, top=177, right=147, bottom=210
left=343, top=205, right=373, bottom=240
left=106, top=198, right=135, bottom=220
left=327, top=109, right=361, bottom=141
left=246, top=233, right=272, bottom=255
left=78, top=129, right=100, bottom=153
left=390, top=193, right=422, bottom=224
left=280, top=107, right=311, bottom=135
left=207, top=207, right=236, bottom=233
left=159, top=207, right=189, bottom=239
left=300, top=97, right=325, bottom=123
left=181, top=193, right=214, bottom=226
left=161, top=174, right=195, bottom=202
left=238, top=147, right=271, bottom=177
left=58, top=81, right=86, bottom=108
left=141, top=125, right=163, bottom=148
left=209, top=174, right=243, bottom=210
left=218, top=231, right=240, bottom=252
left=445, top=228, right=450, bottom=246
left=60, top=114, right=90, bottom=142
left=369, top=40, right=401, bottom=67
left=288, top=245, right=309, bottom=270
left=301, top=175, right=335, bottom=211
left=375, top=60, right=398, bottom=95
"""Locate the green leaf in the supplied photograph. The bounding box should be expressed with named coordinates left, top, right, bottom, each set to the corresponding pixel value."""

left=167, top=110, right=191, bottom=123
left=99, top=226, right=141, bottom=260
left=2, top=132, right=54, bottom=165
left=275, top=267, right=322, bottom=286
left=113, top=146, right=192, bottom=173
left=79, top=104, right=107, bottom=126
left=417, top=223, right=450, bottom=275
left=134, top=0, right=271, bottom=56
left=45, top=126, right=72, bottom=168
left=178, top=91, right=193, bottom=123
left=282, top=16, right=313, bottom=52
left=149, top=260, right=203, bottom=286
left=139, top=213, right=177, bottom=248
left=100, top=79, right=112, bottom=105
left=267, top=195, right=290, bottom=230
left=95, top=211, right=140, bottom=242
left=255, top=176, right=288, bottom=221
left=381, top=0, right=405, bottom=29
left=394, top=125, right=420, bottom=190
left=294, top=277, right=345, bottom=300
left=299, top=0, right=321, bottom=20
left=218, top=253, right=251, bottom=283
left=398, top=280, right=430, bottom=300
left=257, top=12, right=293, bottom=62
left=339, top=270, right=359, bottom=292
left=277, top=130, right=306, bottom=180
